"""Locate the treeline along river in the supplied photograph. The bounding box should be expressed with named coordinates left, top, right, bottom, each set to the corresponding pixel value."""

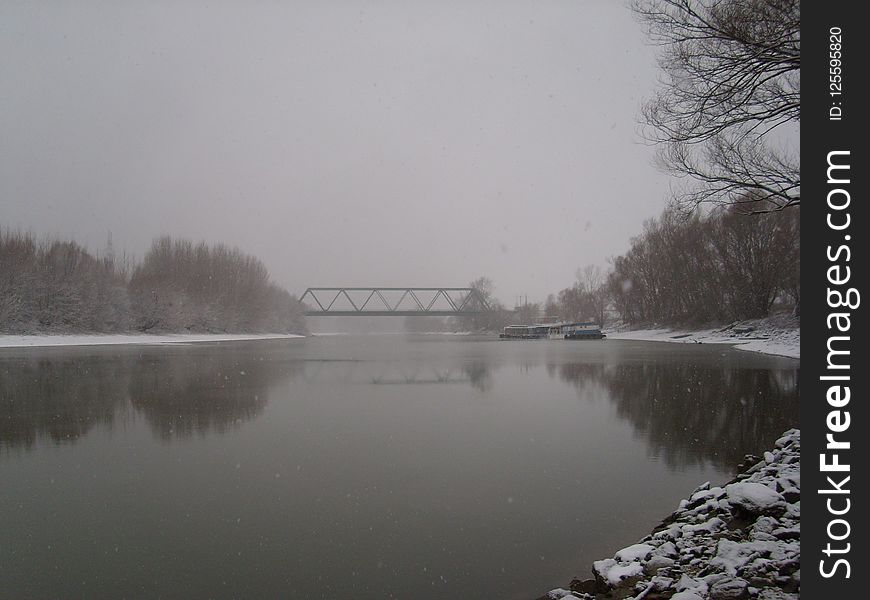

left=0, top=335, right=798, bottom=599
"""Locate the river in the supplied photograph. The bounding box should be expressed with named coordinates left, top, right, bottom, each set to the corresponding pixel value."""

left=0, top=334, right=798, bottom=599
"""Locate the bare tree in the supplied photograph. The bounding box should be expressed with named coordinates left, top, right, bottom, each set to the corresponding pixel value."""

left=557, top=285, right=587, bottom=322
left=633, top=0, right=800, bottom=212
left=577, top=265, right=610, bottom=326
left=1, top=229, right=305, bottom=335
left=128, top=236, right=302, bottom=333
left=606, top=203, right=798, bottom=325
left=711, top=195, right=799, bottom=318
left=513, top=301, right=541, bottom=326
left=553, top=266, right=611, bottom=325
left=543, top=294, right=560, bottom=321
left=457, top=276, right=510, bottom=331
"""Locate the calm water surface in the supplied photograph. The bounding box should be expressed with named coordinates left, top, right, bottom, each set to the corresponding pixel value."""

left=0, top=335, right=798, bottom=599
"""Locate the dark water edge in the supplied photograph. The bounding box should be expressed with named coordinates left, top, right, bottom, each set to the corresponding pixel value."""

left=0, top=335, right=798, bottom=599
left=534, top=430, right=802, bottom=600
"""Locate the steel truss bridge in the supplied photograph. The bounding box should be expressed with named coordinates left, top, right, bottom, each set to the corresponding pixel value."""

left=300, top=287, right=490, bottom=317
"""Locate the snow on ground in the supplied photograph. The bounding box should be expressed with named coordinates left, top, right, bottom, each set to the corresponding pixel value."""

left=307, top=331, right=475, bottom=337
left=0, top=333, right=305, bottom=348
left=419, top=331, right=474, bottom=335
left=606, top=315, right=799, bottom=359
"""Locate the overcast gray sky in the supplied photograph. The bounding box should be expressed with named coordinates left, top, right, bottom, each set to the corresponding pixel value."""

left=1, top=0, right=672, bottom=305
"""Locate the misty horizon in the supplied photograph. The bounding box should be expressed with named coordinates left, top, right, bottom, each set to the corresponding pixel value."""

left=2, top=0, right=677, bottom=305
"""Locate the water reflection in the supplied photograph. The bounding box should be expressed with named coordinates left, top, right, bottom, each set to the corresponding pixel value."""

left=1, top=347, right=301, bottom=451
left=129, top=352, right=301, bottom=440
left=0, top=355, right=128, bottom=450
left=298, top=359, right=491, bottom=390
left=0, top=338, right=800, bottom=600
left=554, top=359, right=798, bottom=471
left=464, top=360, right=493, bottom=392
left=1, top=341, right=797, bottom=474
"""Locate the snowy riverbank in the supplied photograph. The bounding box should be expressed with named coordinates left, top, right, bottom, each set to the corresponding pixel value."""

left=540, top=429, right=800, bottom=600
left=0, top=332, right=305, bottom=348
left=605, top=316, right=799, bottom=359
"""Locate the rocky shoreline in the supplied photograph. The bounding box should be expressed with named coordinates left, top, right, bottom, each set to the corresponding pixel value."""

left=539, top=429, right=800, bottom=600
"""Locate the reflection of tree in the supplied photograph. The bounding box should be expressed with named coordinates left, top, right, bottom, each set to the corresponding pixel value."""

left=463, top=361, right=492, bottom=393
left=1, top=355, right=128, bottom=451
left=1, top=348, right=302, bottom=450
left=128, top=352, right=301, bottom=440
left=555, top=361, right=798, bottom=471
left=300, top=359, right=493, bottom=392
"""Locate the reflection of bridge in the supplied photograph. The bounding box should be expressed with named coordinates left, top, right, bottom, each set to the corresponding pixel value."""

left=300, top=287, right=490, bottom=317
left=300, top=360, right=474, bottom=385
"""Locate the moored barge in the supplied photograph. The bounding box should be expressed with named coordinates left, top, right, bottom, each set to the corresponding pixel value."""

left=499, top=322, right=605, bottom=340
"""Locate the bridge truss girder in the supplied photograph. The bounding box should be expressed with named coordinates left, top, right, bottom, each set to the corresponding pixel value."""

left=300, top=287, right=489, bottom=317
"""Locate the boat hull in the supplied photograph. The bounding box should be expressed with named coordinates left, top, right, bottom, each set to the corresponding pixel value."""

left=565, top=332, right=606, bottom=340
left=500, top=321, right=605, bottom=340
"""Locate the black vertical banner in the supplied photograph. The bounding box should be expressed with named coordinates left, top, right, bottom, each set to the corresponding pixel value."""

left=802, top=1, right=867, bottom=596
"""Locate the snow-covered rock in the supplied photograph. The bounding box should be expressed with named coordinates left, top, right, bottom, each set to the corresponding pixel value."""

left=725, top=482, right=786, bottom=516
left=614, top=543, right=654, bottom=563
left=535, top=429, right=801, bottom=600
left=644, top=554, right=675, bottom=573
